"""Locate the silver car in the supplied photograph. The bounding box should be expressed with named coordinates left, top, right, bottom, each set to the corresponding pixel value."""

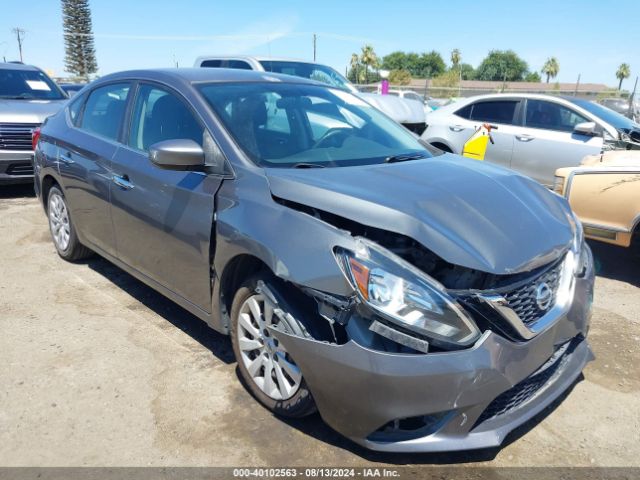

left=0, top=62, right=67, bottom=184
left=422, top=93, right=640, bottom=186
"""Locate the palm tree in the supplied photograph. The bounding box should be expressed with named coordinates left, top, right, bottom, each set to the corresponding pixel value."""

left=541, top=57, right=560, bottom=83
left=616, top=63, right=631, bottom=90
left=359, top=44, right=378, bottom=84
left=349, top=53, right=360, bottom=84
left=451, top=49, right=461, bottom=69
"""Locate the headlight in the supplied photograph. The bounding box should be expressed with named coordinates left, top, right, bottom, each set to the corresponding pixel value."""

left=568, top=211, right=588, bottom=276
left=336, top=238, right=480, bottom=349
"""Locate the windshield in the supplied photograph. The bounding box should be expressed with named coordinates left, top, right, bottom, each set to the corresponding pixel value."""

left=258, top=60, right=357, bottom=93
left=0, top=68, right=66, bottom=100
left=199, top=82, right=431, bottom=168
left=568, top=98, right=639, bottom=130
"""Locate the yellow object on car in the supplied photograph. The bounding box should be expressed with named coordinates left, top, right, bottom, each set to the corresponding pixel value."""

left=462, top=123, right=495, bottom=161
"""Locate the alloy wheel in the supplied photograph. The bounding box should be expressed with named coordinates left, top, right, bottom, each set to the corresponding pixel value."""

left=237, top=293, right=303, bottom=401
left=48, top=192, right=71, bottom=252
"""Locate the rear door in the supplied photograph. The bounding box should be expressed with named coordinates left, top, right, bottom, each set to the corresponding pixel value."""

left=56, top=82, right=131, bottom=256
left=511, top=99, right=603, bottom=186
left=448, top=99, right=521, bottom=169
left=109, top=82, right=224, bottom=312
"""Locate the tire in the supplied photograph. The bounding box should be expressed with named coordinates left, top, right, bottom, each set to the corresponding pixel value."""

left=47, top=186, right=92, bottom=261
left=230, top=273, right=317, bottom=418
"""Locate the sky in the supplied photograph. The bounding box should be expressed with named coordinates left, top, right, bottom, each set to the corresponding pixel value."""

left=0, top=0, right=638, bottom=88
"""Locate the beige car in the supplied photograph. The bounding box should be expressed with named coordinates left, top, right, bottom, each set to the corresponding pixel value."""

left=555, top=151, right=640, bottom=249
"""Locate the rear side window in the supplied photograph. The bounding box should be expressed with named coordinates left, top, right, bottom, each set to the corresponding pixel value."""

left=525, top=99, right=589, bottom=132
left=469, top=101, right=518, bottom=124
left=67, top=92, right=87, bottom=126
left=128, top=84, right=204, bottom=151
left=227, top=60, right=252, bottom=70
left=455, top=104, right=472, bottom=119
left=79, top=83, right=130, bottom=140
left=200, top=60, right=223, bottom=68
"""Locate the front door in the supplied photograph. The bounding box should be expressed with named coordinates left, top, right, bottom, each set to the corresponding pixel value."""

left=511, top=99, right=603, bottom=186
left=109, top=83, right=223, bottom=312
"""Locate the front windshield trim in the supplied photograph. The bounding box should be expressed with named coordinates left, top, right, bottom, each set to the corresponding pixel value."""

left=197, top=81, right=430, bottom=169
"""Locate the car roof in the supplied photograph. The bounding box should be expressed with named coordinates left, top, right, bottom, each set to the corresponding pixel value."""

left=0, top=62, right=41, bottom=71
left=96, top=67, right=321, bottom=86
left=196, top=55, right=317, bottom=64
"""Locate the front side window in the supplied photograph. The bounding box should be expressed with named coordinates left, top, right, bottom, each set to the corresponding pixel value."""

left=0, top=68, right=66, bottom=100
left=525, top=99, right=589, bottom=132
left=80, top=83, right=130, bottom=140
left=469, top=101, right=518, bottom=124
left=199, top=82, right=431, bottom=168
left=128, top=84, right=204, bottom=151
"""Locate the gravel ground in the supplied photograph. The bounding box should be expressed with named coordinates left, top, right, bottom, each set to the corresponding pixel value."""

left=0, top=184, right=638, bottom=467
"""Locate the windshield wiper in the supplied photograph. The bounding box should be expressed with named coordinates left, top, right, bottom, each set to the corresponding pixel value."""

left=292, top=162, right=326, bottom=169
left=384, top=152, right=428, bottom=163
left=0, top=94, right=35, bottom=100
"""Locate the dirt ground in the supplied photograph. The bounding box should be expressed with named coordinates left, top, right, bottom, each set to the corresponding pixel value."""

left=1, top=184, right=639, bottom=468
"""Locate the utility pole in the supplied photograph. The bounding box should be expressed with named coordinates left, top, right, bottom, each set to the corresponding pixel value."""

left=573, top=74, right=581, bottom=96
left=312, top=33, right=317, bottom=62
left=12, top=27, right=25, bottom=62
left=628, top=76, right=638, bottom=109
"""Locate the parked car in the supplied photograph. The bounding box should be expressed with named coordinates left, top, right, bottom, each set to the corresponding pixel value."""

left=59, top=83, right=87, bottom=97
left=422, top=93, right=640, bottom=186
left=194, top=55, right=427, bottom=134
left=0, top=62, right=67, bottom=184
left=388, top=89, right=433, bottom=118
left=34, top=68, right=594, bottom=453
left=555, top=150, right=640, bottom=250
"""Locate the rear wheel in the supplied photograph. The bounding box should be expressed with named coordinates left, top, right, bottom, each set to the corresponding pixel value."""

left=47, top=186, right=92, bottom=261
left=230, top=273, right=316, bottom=418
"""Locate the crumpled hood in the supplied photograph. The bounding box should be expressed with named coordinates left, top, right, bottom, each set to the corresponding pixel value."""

left=0, top=99, right=67, bottom=124
left=357, top=92, right=425, bottom=125
left=266, top=155, right=574, bottom=275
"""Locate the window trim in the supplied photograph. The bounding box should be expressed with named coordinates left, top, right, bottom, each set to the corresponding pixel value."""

left=522, top=98, right=593, bottom=134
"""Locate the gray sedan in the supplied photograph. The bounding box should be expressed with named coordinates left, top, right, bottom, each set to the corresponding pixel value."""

left=34, top=68, right=594, bottom=452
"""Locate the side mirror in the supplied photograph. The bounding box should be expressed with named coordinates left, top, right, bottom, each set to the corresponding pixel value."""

left=573, top=121, right=597, bottom=136
left=149, top=139, right=205, bottom=170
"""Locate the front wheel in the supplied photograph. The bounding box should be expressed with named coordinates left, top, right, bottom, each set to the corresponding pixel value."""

left=230, top=274, right=316, bottom=418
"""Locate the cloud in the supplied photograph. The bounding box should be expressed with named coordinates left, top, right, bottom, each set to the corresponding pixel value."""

left=192, top=13, right=300, bottom=57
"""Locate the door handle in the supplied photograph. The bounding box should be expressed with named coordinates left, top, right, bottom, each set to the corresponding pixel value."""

left=112, top=173, right=134, bottom=190
left=57, top=151, right=74, bottom=164
left=449, top=125, right=465, bottom=132
left=516, top=134, right=535, bottom=142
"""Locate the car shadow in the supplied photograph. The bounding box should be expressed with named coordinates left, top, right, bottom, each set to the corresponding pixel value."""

left=589, top=240, right=640, bottom=288
left=84, top=256, right=235, bottom=364
left=0, top=184, right=35, bottom=199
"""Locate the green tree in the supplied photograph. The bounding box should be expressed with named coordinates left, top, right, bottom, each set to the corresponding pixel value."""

left=541, top=57, right=560, bottom=83
left=61, top=0, right=98, bottom=79
left=475, top=50, right=529, bottom=82
left=417, top=51, right=445, bottom=78
left=616, top=63, right=631, bottom=90
left=450, top=48, right=461, bottom=69
left=459, top=63, right=475, bottom=80
left=360, top=44, right=379, bottom=83
left=388, top=69, right=412, bottom=85
left=349, top=53, right=360, bottom=84
left=381, top=51, right=408, bottom=71
left=525, top=71, right=542, bottom=82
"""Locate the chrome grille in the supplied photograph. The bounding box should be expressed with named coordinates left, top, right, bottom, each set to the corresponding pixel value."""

left=0, top=123, right=39, bottom=151
left=501, top=258, right=564, bottom=326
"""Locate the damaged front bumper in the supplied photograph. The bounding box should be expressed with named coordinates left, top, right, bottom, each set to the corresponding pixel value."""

left=271, top=257, right=594, bottom=453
